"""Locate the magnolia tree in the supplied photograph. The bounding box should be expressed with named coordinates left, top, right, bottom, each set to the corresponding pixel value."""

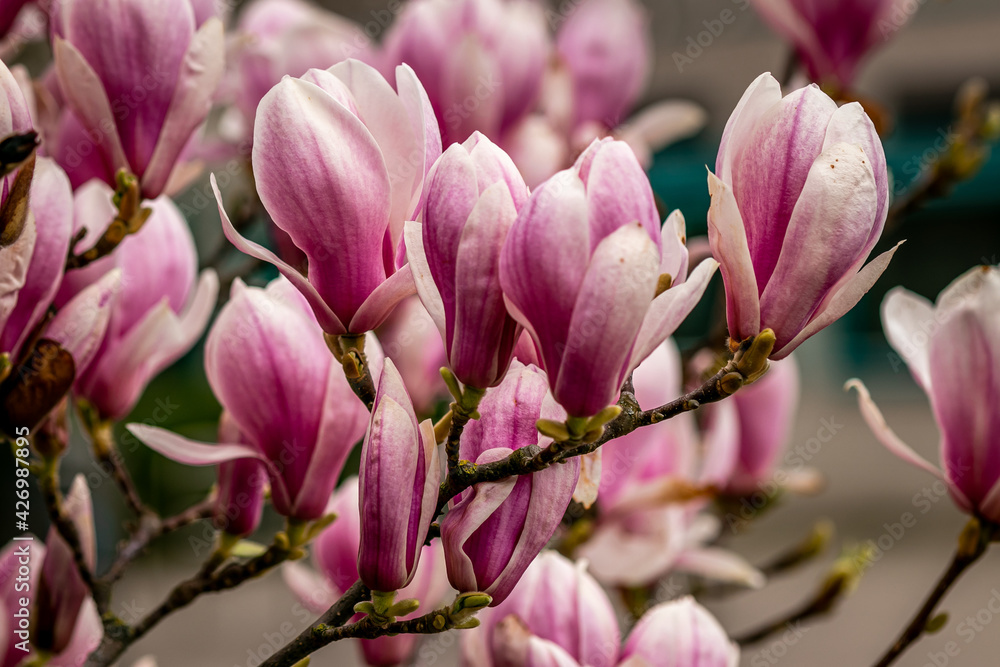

left=0, top=0, right=997, bottom=666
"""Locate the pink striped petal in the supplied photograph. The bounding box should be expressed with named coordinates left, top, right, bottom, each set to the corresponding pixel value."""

left=707, top=172, right=758, bottom=343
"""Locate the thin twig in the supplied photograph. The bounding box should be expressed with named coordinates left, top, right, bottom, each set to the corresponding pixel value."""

left=872, top=519, right=995, bottom=667
left=99, top=498, right=216, bottom=586
left=87, top=418, right=149, bottom=517
left=85, top=540, right=293, bottom=666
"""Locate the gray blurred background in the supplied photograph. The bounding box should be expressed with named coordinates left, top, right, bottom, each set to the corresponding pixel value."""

left=11, top=0, right=1000, bottom=665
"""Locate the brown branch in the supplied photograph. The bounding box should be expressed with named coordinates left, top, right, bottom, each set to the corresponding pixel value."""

left=98, top=498, right=216, bottom=586
left=260, top=579, right=370, bottom=666
left=872, top=519, right=995, bottom=667
left=85, top=416, right=148, bottom=517
left=85, top=540, right=294, bottom=667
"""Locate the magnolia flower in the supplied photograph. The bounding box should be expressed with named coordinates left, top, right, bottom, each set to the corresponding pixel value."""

left=227, top=0, right=372, bottom=133
left=724, top=355, right=800, bottom=494
left=216, top=59, right=441, bottom=335
left=618, top=598, right=739, bottom=667
left=406, top=132, right=527, bottom=389
left=555, top=0, right=650, bottom=131
left=358, top=359, right=440, bottom=592
left=849, top=265, right=1000, bottom=523
left=0, top=157, right=74, bottom=359
left=379, top=0, right=549, bottom=146
left=752, top=0, right=915, bottom=90
left=441, top=362, right=580, bottom=605
left=55, top=180, right=218, bottom=421
left=707, top=73, right=897, bottom=358
left=129, top=278, right=376, bottom=521
left=52, top=0, right=225, bottom=198
left=500, top=138, right=717, bottom=418
left=463, top=552, right=621, bottom=667
left=284, top=477, right=451, bottom=667
left=579, top=341, right=764, bottom=589
left=0, top=476, right=103, bottom=665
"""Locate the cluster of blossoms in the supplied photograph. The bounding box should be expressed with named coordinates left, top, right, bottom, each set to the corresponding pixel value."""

left=0, top=0, right=995, bottom=666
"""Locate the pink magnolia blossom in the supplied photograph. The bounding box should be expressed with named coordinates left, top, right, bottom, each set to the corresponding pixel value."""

left=0, top=157, right=74, bottom=359
left=284, top=478, right=451, bottom=667
left=618, top=598, right=739, bottom=667
left=752, top=0, right=915, bottom=90
left=724, top=355, right=800, bottom=494
left=379, top=0, right=549, bottom=146
left=406, top=131, right=527, bottom=389
left=129, top=278, right=376, bottom=521
left=708, top=73, right=897, bottom=358
left=499, top=138, right=717, bottom=417
left=0, top=476, right=102, bottom=666
left=441, top=362, right=580, bottom=605
left=56, top=180, right=218, bottom=420
left=228, top=0, right=372, bottom=133
left=463, top=551, right=620, bottom=667
left=358, top=359, right=440, bottom=592
left=215, top=59, right=441, bottom=335
left=849, top=265, right=1000, bottom=523
left=51, top=0, right=225, bottom=198
left=555, top=0, right=650, bottom=131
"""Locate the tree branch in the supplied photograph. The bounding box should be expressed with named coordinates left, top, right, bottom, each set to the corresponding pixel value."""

left=85, top=539, right=294, bottom=666
left=872, top=519, right=995, bottom=667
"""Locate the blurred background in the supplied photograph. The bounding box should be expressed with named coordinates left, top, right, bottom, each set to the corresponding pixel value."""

left=5, top=0, right=1000, bottom=665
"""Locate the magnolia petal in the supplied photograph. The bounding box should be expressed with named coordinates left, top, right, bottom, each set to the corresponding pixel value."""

left=631, top=258, right=718, bottom=369
left=329, top=59, right=422, bottom=245
left=358, top=396, right=420, bottom=591
left=845, top=379, right=957, bottom=496
left=675, top=547, right=765, bottom=589
left=572, top=450, right=602, bottom=509
left=659, top=209, right=689, bottom=283
left=404, top=220, right=447, bottom=336
left=441, top=448, right=519, bottom=594
left=881, top=287, right=934, bottom=389
left=80, top=270, right=218, bottom=419
left=393, top=63, right=442, bottom=225
left=775, top=242, right=902, bottom=359
left=554, top=222, right=659, bottom=417
left=52, top=37, right=129, bottom=176
left=715, top=72, right=782, bottom=183
left=349, top=262, right=416, bottom=333
left=451, top=182, right=519, bottom=387
left=126, top=423, right=263, bottom=466
left=213, top=174, right=346, bottom=334
left=2, top=158, right=73, bottom=357
left=706, top=171, right=758, bottom=342
left=142, top=18, right=225, bottom=198
left=47, top=268, right=120, bottom=374
left=499, top=170, right=590, bottom=375
left=758, top=142, right=878, bottom=348
left=0, top=212, right=35, bottom=332
left=618, top=99, right=707, bottom=168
